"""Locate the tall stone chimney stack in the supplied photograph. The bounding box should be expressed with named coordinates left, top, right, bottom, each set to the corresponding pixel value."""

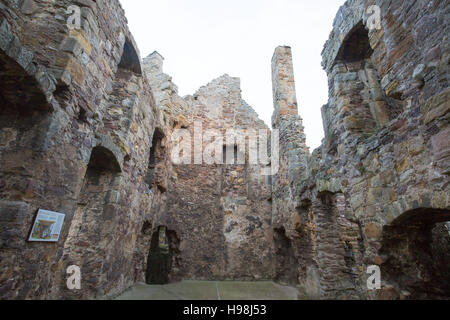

left=272, top=46, right=300, bottom=126
left=271, top=45, right=308, bottom=152
left=143, top=51, right=165, bottom=75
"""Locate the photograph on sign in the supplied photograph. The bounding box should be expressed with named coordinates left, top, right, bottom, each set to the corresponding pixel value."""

left=28, top=209, right=66, bottom=242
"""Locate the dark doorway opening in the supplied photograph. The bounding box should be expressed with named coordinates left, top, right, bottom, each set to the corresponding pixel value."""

left=380, top=208, right=450, bottom=299
left=273, top=227, right=298, bottom=285
left=146, top=226, right=170, bottom=284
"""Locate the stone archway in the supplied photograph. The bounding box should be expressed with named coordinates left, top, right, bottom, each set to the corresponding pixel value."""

left=118, top=38, right=142, bottom=75
left=146, top=226, right=170, bottom=285
left=379, top=208, right=450, bottom=299
left=273, top=227, right=297, bottom=285
left=0, top=46, right=56, bottom=298
left=144, top=225, right=181, bottom=285
left=331, top=21, right=401, bottom=132
left=0, top=48, right=53, bottom=201
left=62, top=146, right=122, bottom=298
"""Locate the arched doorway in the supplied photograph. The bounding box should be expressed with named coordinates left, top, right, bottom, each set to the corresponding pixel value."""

left=379, top=208, right=450, bottom=299
left=273, top=227, right=297, bottom=284
left=63, top=146, right=122, bottom=297
left=146, top=226, right=170, bottom=284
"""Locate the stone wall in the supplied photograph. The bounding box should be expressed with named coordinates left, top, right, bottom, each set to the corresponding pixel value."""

left=272, top=0, right=450, bottom=299
left=141, top=56, right=275, bottom=281
left=0, top=0, right=448, bottom=300
left=0, top=0, right=275, bottom=297
left=0, top=0, right=161, bottom=299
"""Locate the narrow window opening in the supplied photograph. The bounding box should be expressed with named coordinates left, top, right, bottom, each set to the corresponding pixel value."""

left=118, top=39, right=142, bottom=75
left=145, top=128, right=166, bottom=192
left=223, top=145, right=239, bottom=165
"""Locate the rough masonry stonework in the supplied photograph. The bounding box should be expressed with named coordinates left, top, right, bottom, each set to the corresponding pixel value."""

left=0, top=0, right=448, bottom=300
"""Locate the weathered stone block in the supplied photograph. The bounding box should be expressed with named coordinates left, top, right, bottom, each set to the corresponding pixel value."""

left=20, top=0, right=37, bottom=15
left=60, top=37, right=83, bottom=56
left=0, top=20, right=14, bottom=52
left=365, top=223, right=382, bottom=239
left=421, top=88, right=450, bottom=124
left=431, top=126, right=450, bottom=162
left=0, top=201, right=29, bottom=223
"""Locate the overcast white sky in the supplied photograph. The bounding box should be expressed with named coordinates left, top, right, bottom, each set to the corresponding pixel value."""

left=120, top=0, right=346, bottom=151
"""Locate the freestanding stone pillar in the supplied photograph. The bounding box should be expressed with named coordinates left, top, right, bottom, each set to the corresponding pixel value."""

left=271, top=46, right=309, bottom=201
left=270, top=46, right=311, bottom=283
left=272, top=46, right=300, bottom=122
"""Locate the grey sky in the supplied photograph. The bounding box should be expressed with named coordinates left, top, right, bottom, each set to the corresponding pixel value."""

left=120, top=0, right=346, bottom=150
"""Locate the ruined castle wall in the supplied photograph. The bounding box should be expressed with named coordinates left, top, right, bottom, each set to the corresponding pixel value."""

left=142, top=59, right=275, bottom=281
left=187, top=76, right=273, bottom=280
left=280, top=0, right=450, bottom=299
left=133, top=52, right=192, bottom=284
left=0, top=0, right=162, bottom=299
left=1, top=0, right=448, bottom=301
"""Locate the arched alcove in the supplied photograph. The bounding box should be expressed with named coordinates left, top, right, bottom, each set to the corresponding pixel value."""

left=0, top=47, right=55, bottom=271
left=63, top=146, right=122, bottom=294
left=0, top=49, right=53, bottom=201
left=332, top=22, right=402, bottom=132
left=335, top=22, right=373, bottom=63
left=0, top=40, right=57, bottom=298
left=99, top=39, right=143, bottom=144
left=118, top=39, right=142, bottom=75
left=69, top=146, right=122, bottom=236
left=379, top=208, right=450, bottom=299
left=86, top=146, right=122, bottom=173
left=0, top=49, right=51, bottom=113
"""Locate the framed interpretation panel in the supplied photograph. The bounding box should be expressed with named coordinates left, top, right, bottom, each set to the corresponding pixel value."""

left=28, top=209, right=66, bottom=242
